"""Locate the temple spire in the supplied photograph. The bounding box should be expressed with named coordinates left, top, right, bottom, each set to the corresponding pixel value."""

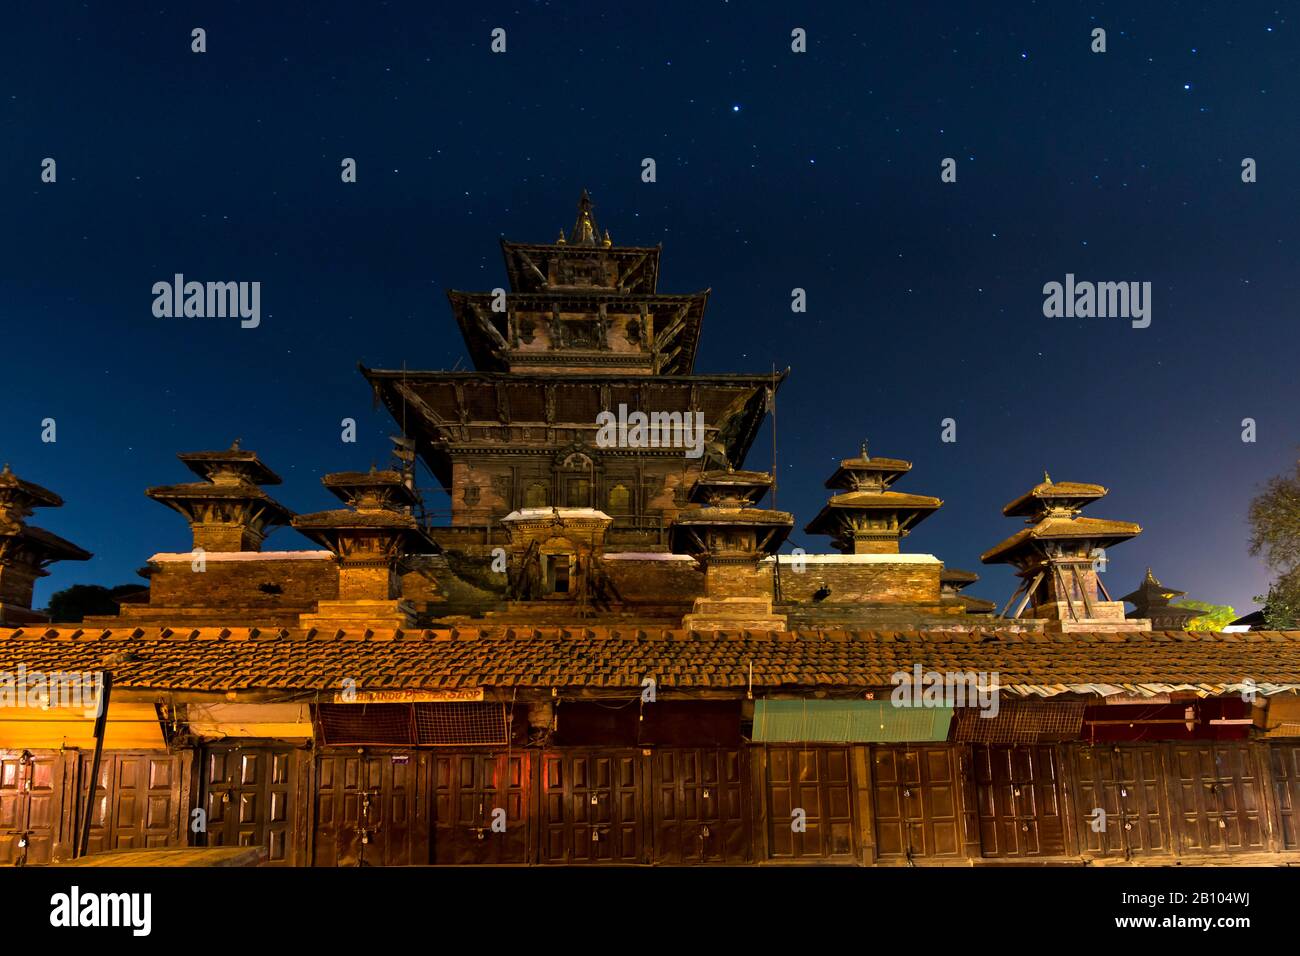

left=568, top=189, right=601, bottom=246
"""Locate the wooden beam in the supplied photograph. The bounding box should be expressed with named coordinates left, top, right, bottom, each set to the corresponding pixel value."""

left=1072, top=564, right=1096, bottom=618
left=1010, top=571, right=1044, bottom=619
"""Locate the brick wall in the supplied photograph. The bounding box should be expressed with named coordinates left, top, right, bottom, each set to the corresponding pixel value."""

left=146, top=554, right=338, bottom=610
left=602, top=557, right=704, bottom=605
left=774, top=558, right=942, bottom=605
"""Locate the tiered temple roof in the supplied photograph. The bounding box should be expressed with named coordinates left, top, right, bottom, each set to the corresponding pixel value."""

left=145, top=442, right=294, bottom=552
left=1120, top=568, right=1202, bottom=630
left=804, top=443, right=943, bottom=554
left=0, top=465, right=90, bottom=624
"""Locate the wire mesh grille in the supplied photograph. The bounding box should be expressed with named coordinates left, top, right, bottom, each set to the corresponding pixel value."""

left=414, top=702, right=508, bottom=746
left=951, top=699, right=1086, bottom=744
left=316, top=704, right=416, bottom=746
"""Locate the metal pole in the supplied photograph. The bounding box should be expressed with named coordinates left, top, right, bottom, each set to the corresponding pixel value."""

left=76, top=671, right=112, bottom=858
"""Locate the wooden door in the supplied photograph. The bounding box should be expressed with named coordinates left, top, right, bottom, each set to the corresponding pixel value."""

left=650, top=747, right=749, bottom=864
left=1269, top=743, right=1300, bottom=850
left=1072, top=744, right=1171, bottom=858
left=1168, top=743, right=1265, bottom=854
left=201, top=742, right=299, bottom=865
left=313, top=749, right=430, bottom=866
left=83, top=751, right=185, bottom=855
left=0, top=750, right=64, bottom=865
left=872, top=745, right=964, bottom=861
left=540, top=749, right=644, bottom=864
left=973, top=744, right=1066, bottom=858
left=763, top=746, right=856, bottom=862
left=432, top=751, right=531, bottom=864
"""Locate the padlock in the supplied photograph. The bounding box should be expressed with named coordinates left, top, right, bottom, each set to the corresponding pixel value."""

left=1021, top=824, right=1028, bottom=832
left=903, top=788, right=911, bottom=798
left=222, top=791, right=231, bottom=805
left=1120, top=788, right=1127, bottom=798
left=1013, top=788, right=1021, bottom=797
left=591, top=829, right=599, bottom=841
left=590, top=793, right=599, bottom=805
left=1219, top=819, right=1227, bottom=829
left=702, top=788, right=710, bottom=799
left=1124, top=823, right=1132, bottom=831
left=701, top=825, right=711, bottom=838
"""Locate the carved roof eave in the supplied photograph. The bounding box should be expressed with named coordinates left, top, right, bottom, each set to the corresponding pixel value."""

left=360, top=366, right=786, bottom=478
left=320, top=471, right=418, bottom=507
left=0, top=473, right=63, bottom=509
left=824, top=457, right=913, bottom=491
left=0, top=524, right=92, bottom=563
left=981, top=517, right=1143, bottom=565
left=291, top=511, right=439, bottom=554
left=445, top=289, right=709, bottom=376
left=1002, top=481, right=1109, bottom=517
left=499, top=239, right=663, bottom=294
left=144, top=483, right=296, bottom=525
left=176, top=450, right=283, bottom=485
left=803, top=496, right=942, bottom=538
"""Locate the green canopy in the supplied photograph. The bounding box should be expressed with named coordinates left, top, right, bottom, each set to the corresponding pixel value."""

left=752, top=699, right=953, bottom=743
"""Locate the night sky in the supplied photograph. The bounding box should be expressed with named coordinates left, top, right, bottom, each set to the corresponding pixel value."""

left=3, top=2, right=1297, bottom=614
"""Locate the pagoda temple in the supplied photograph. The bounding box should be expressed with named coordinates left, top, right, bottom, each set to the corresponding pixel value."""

left=981, top=473, right=1149, bottom=632
left=144, top=441, right=293, bottom=553
left=1120, top=567, right=1202, bottom=630
left=804, top=442, right=942, bottom=554
left=669, top=468, right=793, bottom=630
left=292, top=468, right=438, bottom=629
left=362, top=191, right=777, bottom=559
left=0, top=464, right=90, bottom=625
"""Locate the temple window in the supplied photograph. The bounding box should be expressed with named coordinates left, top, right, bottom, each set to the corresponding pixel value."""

left=524, top=482, right=548, bottom=508
left=608, top=483, right=631, bottom=513
left=565, top=477, right=591, bottom=508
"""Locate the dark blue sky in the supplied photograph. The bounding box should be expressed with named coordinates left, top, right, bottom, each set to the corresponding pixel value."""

left=3, top=1, right=1297, bottom=613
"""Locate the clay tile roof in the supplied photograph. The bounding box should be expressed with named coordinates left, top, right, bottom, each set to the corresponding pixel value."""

left=981, top=515, right=1142, bottom=564
left=1, top=626, right=1299, bottom=695
left=1002, top=480, right=1108, bottom=517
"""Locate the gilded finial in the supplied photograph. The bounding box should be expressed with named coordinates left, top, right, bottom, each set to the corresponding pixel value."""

left=860, top=440, right=868, bottom=460
left=231, top=438, right=242, bottom=451
left=557, top=229, right=566, bottom=245
left=603, top=229, right=612, bottom=247
left=1, top=463, right=10, bottom=476
left=1043, top=469, right=1051, bottom=484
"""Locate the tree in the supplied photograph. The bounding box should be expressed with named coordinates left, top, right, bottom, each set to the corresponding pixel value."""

left=1172, top=600, right=1235, bottom=631
left=1257, top=569, right=1300, bottom=630
left=1248, top=458, right=1300, bottom=629
left=45, top=584, right=144, bottom=623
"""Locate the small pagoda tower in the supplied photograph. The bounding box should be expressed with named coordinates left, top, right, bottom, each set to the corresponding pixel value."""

left=804, top=443, right=942, bottom=554
left=670, top=469, right=793, bottom=630
left=981, top=473, right=1149, bottom=632
left=292, top=468, right=437, bottom=629
left=0, top=465, right=91, bottom=624
left=145, top=441, right=293, bottom=552
left=940, top=568, right=997, bottom=614
left=1120, top=568, right=1201, bottom=630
